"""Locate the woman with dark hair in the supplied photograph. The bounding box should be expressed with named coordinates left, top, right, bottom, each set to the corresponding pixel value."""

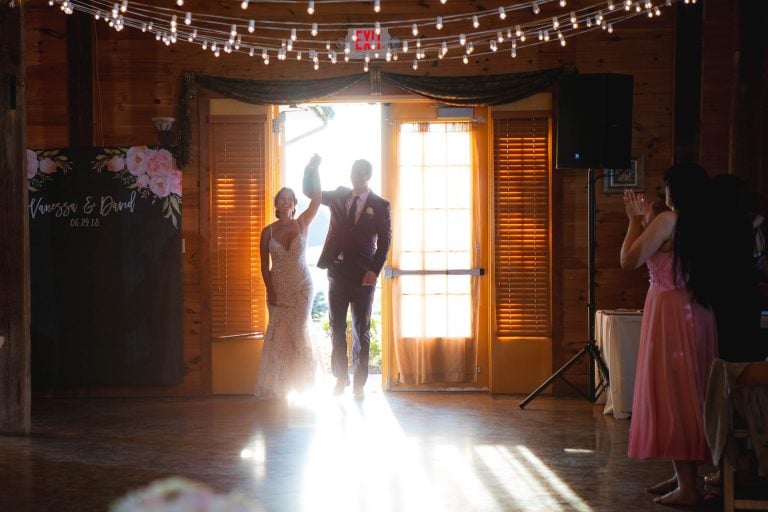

left=620, top=163, right=718, bottom=505
left=254, top=155, right=323, bottom=399
left=710, top=174, right=762, bottom=362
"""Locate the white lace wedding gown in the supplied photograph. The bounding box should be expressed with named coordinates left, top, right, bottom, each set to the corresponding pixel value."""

left=254, top=232, right=323, bottom=399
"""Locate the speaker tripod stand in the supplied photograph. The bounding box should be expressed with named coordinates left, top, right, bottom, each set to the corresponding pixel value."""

left=520, top=168, right=610, bottom=408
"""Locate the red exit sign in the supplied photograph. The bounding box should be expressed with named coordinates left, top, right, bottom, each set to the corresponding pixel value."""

left=345, top=28, right=392, bottom=58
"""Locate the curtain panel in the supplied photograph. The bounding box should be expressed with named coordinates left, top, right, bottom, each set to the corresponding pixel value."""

left=177, top=66, right=572, bottom=167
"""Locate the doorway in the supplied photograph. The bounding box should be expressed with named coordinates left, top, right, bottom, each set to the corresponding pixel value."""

left=277, top=101, right=489, bottom=391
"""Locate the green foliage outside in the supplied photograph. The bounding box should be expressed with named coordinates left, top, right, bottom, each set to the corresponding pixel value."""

left=319, top=316, right=382, bottom=373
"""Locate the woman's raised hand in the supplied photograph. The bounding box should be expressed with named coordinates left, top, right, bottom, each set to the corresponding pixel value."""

left=624, top=189, right=646, bottom=221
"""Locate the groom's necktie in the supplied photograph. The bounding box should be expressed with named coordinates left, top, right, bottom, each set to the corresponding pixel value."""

left=347, top=195, right=359, bottom=226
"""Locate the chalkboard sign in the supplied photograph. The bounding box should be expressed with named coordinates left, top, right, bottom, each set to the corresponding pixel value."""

left=28, top=146, right=184, bottom=388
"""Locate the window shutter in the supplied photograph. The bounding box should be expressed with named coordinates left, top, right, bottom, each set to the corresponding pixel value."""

left=209, top=116, right=267, bottom=339
left=493, top=116, right=551, bottom=338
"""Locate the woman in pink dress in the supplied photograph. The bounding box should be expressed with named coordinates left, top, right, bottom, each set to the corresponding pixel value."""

left=620, top=163, right=718, bottom=505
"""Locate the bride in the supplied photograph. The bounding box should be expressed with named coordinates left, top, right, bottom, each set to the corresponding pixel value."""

left=254, top=154, right=323, bottom=399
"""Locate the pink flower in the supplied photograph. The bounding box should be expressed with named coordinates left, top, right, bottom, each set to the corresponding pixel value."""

left=126, top=146, right=150, bottom=176
left=107, top=156, right=125, bottom=173
left=145, top=149, right=173, bottom=178
left=169, top=170, right=182, bottom=196
left=26, top=150, right=38, bottom=179
left=136, top=174, right=151, bottom=190
left=150, top=175, right=170, bottom=198
left=39, top=158, right=58, bottom=175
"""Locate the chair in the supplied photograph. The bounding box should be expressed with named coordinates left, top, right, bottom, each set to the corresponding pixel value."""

left=722, top=361, right=768, bottom=512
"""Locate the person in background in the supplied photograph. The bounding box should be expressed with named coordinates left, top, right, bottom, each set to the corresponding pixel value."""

left=710, top=174, right=763, bottom=362
left=620, top=163, right=718, bottom=505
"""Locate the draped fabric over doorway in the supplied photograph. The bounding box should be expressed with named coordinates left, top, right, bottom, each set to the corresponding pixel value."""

left=176, top=66, right=571, bottom=166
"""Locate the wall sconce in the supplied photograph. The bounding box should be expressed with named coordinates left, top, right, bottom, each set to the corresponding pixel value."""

left=152, top=116, right=177, bottom=149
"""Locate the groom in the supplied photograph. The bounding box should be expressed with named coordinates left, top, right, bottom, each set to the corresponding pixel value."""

left=304, top=158, right=391, bottom=399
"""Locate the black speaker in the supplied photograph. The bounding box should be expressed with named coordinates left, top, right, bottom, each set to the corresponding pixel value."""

left=556, top=74, right=633, bottom=169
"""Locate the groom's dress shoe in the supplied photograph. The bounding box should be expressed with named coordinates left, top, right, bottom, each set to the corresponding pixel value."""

left=333, top=379, right=349, bottom=395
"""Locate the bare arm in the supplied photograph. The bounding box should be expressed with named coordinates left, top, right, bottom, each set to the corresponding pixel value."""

left=297, top=155, right=322, bottom=231
left=621, top=210, right=676, bottom=269
left=260, top=225, right=276, bottom=305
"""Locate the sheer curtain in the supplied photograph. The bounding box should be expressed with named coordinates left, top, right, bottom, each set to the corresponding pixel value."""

left=390, top=121, right=481, bottom=385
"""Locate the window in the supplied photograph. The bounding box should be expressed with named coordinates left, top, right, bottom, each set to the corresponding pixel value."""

left=209, top=116, right=267, bottom=339
left=493, top=115, right=551, bottom=339
left=398, top=122, right=473, bottom=339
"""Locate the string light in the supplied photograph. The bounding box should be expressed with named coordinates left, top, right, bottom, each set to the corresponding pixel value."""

left=307, top=1, right=314, bottom=15
left=241, top=0, right=249, bottom=9
left=44, top=0, right=686, bottom=69
left=374, top=0, right=380, bottom=13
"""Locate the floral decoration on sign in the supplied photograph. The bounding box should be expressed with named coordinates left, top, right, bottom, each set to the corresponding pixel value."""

left=110, top=477, right=257, bottom=512
left=27, top=149, right=72, bottom=192
left=92, top=146, right=183, bottom=228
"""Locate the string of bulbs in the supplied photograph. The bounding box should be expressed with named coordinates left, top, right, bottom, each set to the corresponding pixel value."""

left=49, top=0, right=698, bottom=71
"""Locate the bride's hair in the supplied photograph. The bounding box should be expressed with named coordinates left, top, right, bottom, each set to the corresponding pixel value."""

left=274, top=187, right=297, bottom=218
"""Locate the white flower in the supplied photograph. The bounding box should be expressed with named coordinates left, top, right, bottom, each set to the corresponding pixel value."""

left=365, top=206, right=374, bottom=215
left=110, top=477, right=257, bottom=512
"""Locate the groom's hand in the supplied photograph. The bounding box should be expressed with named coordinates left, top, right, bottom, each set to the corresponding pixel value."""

left=307, top=153, right=321, bottom=169
left=361, top=271, right=378, bottom=286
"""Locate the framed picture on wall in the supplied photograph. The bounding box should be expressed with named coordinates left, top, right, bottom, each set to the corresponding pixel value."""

left=603, top=156, right=644, bottom=193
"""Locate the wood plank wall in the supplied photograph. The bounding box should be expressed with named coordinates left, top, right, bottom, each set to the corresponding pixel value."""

left=1, top=5, right=30, bottom=433
left=22, top=0, right=747, bottom=395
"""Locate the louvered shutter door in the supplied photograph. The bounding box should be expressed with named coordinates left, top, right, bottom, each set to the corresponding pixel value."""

left=209, top=116, right=267, bottom=339
left=493, top=116, right=551, bottom=339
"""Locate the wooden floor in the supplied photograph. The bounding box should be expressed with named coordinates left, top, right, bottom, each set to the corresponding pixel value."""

left=0, top=385, right=724, bottom=512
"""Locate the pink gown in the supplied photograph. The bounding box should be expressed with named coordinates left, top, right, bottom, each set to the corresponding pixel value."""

left=628, top=250, right=718, bottom=460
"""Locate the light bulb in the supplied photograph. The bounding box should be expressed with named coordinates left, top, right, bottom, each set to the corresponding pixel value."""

left=462, top=54, right=468, bottom=64
left=290, top=28, right=297, bottom=41
left=248, top=20, right=255, bottom=33
left=374, top=0, right=380, bottom=12
left=375, top=21, right=381, bottom=35
left=552, top=17, right=559, bottom=30
left=184, top=12, right=191, bottom=25
left=532, top=1, right=540, bottom=14
left=436, top=16, right=443, bottom=30
left=459, top=33, right=466, bottom=46
left=176, top=0, right=183, bottom=6
left=499, top=6, right=507, bottom=19
left=412, top=24, right=418, bottom=36
left=311, top=23, right=318, bottom=36
left=241, top=0, right=249, bottom=9
left=307, top=1, right=314, bottom=14
left=472, top=15, right=479, bottom=28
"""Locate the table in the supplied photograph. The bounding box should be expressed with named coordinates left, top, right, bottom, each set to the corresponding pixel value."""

left=595, top=309, right=643, bottom=419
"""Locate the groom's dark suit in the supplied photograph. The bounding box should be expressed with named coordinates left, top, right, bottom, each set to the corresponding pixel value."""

left=306, top=176, right=391, bottom=389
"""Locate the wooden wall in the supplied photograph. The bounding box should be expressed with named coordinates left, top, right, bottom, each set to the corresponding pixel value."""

left=22, top=0, right=751, bottom=395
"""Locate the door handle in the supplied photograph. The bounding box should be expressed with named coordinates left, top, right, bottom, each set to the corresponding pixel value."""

left=383, top=268, right=485, bottom=278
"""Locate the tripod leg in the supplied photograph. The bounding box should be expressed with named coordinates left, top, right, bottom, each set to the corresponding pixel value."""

left=519, top=347, right=588, bottom=409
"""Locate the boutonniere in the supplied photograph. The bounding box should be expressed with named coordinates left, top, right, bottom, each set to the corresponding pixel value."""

left=365, top=206, right=374, bottom=216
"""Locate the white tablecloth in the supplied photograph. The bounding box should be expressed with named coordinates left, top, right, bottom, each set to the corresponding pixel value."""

left=595, top=309, right=643, bottom=419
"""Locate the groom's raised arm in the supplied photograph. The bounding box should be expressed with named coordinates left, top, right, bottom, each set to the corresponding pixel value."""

left=302, top=158, right=335, bottom=206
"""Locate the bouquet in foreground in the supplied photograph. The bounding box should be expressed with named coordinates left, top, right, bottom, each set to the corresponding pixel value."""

left=110, top=477, right=257, bottom=512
